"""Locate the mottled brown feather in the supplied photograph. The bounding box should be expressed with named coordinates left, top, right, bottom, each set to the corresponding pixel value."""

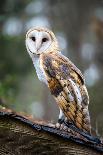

left=40, top=52, right=91, bottom=134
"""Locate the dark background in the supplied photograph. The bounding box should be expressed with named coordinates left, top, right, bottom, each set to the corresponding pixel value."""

left=0, top=0, right=103, bottom=136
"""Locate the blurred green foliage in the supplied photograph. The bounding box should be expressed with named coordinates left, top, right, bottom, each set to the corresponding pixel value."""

left=0, top=75, right=16, bottom=105
left=0, top=35, right=32, bottom=76
left=0, top=33, right=32, bottom=108
left=0, top=0, right=40, bottom=110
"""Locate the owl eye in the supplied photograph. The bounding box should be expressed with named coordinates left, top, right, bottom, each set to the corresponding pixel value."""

left=31, top=36, right=36, bottom=42
left=42, top=38, right=48, bottom=42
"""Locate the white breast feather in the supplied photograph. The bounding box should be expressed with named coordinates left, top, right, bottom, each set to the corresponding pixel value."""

left=32, top=56, right=47, bottom=84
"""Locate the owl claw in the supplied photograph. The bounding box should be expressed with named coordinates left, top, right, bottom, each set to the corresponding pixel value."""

left=55, top=118, right=64, bottom=128
left=55, top=122, right=68, bottom=131
left=55, top=118, right=68, bottom=131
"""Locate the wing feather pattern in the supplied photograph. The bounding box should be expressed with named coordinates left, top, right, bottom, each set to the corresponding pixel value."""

left=40, top=52, right=91, bottom=133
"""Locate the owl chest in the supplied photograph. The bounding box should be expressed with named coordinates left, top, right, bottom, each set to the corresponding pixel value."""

left=33, top=57, right=47, bottom=84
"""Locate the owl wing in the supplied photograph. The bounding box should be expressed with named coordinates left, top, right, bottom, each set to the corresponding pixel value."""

left=40, top=52, right=91, bottom=133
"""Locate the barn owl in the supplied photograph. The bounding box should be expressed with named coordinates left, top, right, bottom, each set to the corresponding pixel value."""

left=26, top=27, right=91, bottom=134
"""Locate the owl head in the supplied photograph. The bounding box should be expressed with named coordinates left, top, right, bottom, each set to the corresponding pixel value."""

left=26, top=27, right=59, bottom=58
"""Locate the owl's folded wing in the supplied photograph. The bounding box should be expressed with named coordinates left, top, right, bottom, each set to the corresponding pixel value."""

left=40, top=52, right=91, bottom=133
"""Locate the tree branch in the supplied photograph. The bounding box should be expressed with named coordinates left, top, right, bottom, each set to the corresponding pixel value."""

left=0, top=108, right=103, bottom=155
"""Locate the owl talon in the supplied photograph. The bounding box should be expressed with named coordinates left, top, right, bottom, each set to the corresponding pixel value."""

left=55, top=122, right=68, bottom=131
left=55, top=118, right=64, bottom=128
left=55, top=122, right=61, bottom=128
left=55, top=118, right=68, bottom=131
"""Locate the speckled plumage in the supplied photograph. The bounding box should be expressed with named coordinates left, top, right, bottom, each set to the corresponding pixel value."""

left=40, top=52, right=91, bottom=133
left=26, top=27, right=91, bottom=134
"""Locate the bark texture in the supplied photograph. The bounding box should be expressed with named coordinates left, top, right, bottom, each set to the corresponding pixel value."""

left=0, top=108, right=103, bottom=155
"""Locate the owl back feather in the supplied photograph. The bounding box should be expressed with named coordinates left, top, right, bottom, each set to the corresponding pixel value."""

left=40, top=52, right=91, bottom=134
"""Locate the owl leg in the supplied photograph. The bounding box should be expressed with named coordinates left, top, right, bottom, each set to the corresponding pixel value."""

left=58, top=108, right=65, bottom=123
left=56, top=108, right=68, bottom=131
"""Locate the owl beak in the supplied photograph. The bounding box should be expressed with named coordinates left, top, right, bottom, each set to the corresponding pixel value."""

left=35, top=39, right=41, bottom=51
